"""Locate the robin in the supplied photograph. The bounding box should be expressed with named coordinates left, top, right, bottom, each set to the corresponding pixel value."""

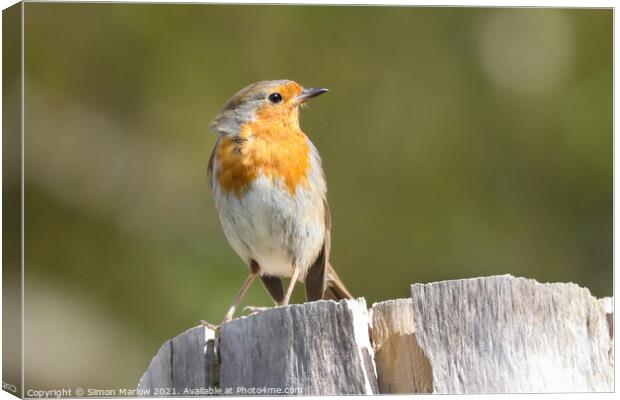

left=207, top=79, right=353, bottom=324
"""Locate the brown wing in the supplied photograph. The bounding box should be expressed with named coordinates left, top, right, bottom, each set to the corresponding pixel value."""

left=323, top=262, right=353, bottom=300
left=206, top=137, right=220, bottom=190
left=305, top=198, right=353, bottom=301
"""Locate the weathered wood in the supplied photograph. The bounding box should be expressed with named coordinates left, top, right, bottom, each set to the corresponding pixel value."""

left=598, top=297, right=613, bottom=339
left=138, top=326, right=217, bottom=396
left=138, top=276, right=613, bottom=395
left=218, top=298, right=378, bottom=395
left=138, top=336, right=172, bottom=392
left=370, top=298, right=432, bottom=393
left=409, top=275, right=613, bottom=393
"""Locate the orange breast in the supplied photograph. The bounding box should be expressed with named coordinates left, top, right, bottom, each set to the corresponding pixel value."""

left=215, top=121, right=311, bottom=195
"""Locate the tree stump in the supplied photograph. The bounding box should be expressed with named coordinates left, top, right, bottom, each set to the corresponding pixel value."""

left=139, top=275, right=613, bottom=395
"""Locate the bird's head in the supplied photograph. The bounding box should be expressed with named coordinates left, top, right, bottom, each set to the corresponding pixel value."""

left=210, top=80, right=328, bottom=137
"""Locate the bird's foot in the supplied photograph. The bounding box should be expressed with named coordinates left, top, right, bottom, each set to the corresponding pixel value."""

left=200, top=320, right=220, bottom=330
left=200, top=313, right=235, bottom=330
left=242, top=305, right=271, bottom=316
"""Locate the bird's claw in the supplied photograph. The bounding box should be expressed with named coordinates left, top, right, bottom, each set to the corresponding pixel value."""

left=242, top=306, right=271, bottom=316
left=200, top=320, right=220, bottom=330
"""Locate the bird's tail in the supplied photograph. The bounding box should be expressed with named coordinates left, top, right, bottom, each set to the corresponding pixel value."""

left=323, top=263, right=354, bottom=300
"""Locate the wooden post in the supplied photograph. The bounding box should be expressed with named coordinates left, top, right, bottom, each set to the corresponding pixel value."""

left=138, top=275, right=613, bottom=395
left=219, top=299, right=377, bottom=395
left=371, top=298, right=432, bottom=393
left=138, top=326, right=218, bottom=396
left=408, top=276, right=613, bottom=393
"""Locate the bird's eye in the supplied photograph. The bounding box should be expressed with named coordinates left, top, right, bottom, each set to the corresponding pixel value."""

left=268, top=92, right=283, bottom=104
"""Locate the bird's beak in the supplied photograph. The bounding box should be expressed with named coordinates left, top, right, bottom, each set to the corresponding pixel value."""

left=297, top=87, right=329, bottom=104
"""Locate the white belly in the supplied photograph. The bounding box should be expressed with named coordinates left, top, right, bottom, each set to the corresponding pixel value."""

left=213, top=173, right=326, bottom=279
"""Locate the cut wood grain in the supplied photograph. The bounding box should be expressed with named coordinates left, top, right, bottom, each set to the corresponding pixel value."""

left=409, top=275, right=613, bottom=393
left=138, top=326, right=217, bottom=396
left=218, top=298, right=378, bottom=395
left=370, top=298, right=432, bottom=393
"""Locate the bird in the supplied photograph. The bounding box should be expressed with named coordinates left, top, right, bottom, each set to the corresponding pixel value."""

left=207, top=79, right=353, bottom=324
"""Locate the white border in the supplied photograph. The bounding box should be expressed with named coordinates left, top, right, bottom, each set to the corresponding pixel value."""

left=4, top=0, right=618, bottom=6
left=0, top=2, right=616, bottom=400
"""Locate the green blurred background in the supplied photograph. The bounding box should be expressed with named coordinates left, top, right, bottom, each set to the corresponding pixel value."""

left=8, top=3, right=613, bottom=391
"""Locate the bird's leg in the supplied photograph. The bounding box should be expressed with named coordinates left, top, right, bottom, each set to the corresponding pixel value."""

left=222, top=272, right=257, bottom=324
left=282, top=265, right=301, bottom=306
